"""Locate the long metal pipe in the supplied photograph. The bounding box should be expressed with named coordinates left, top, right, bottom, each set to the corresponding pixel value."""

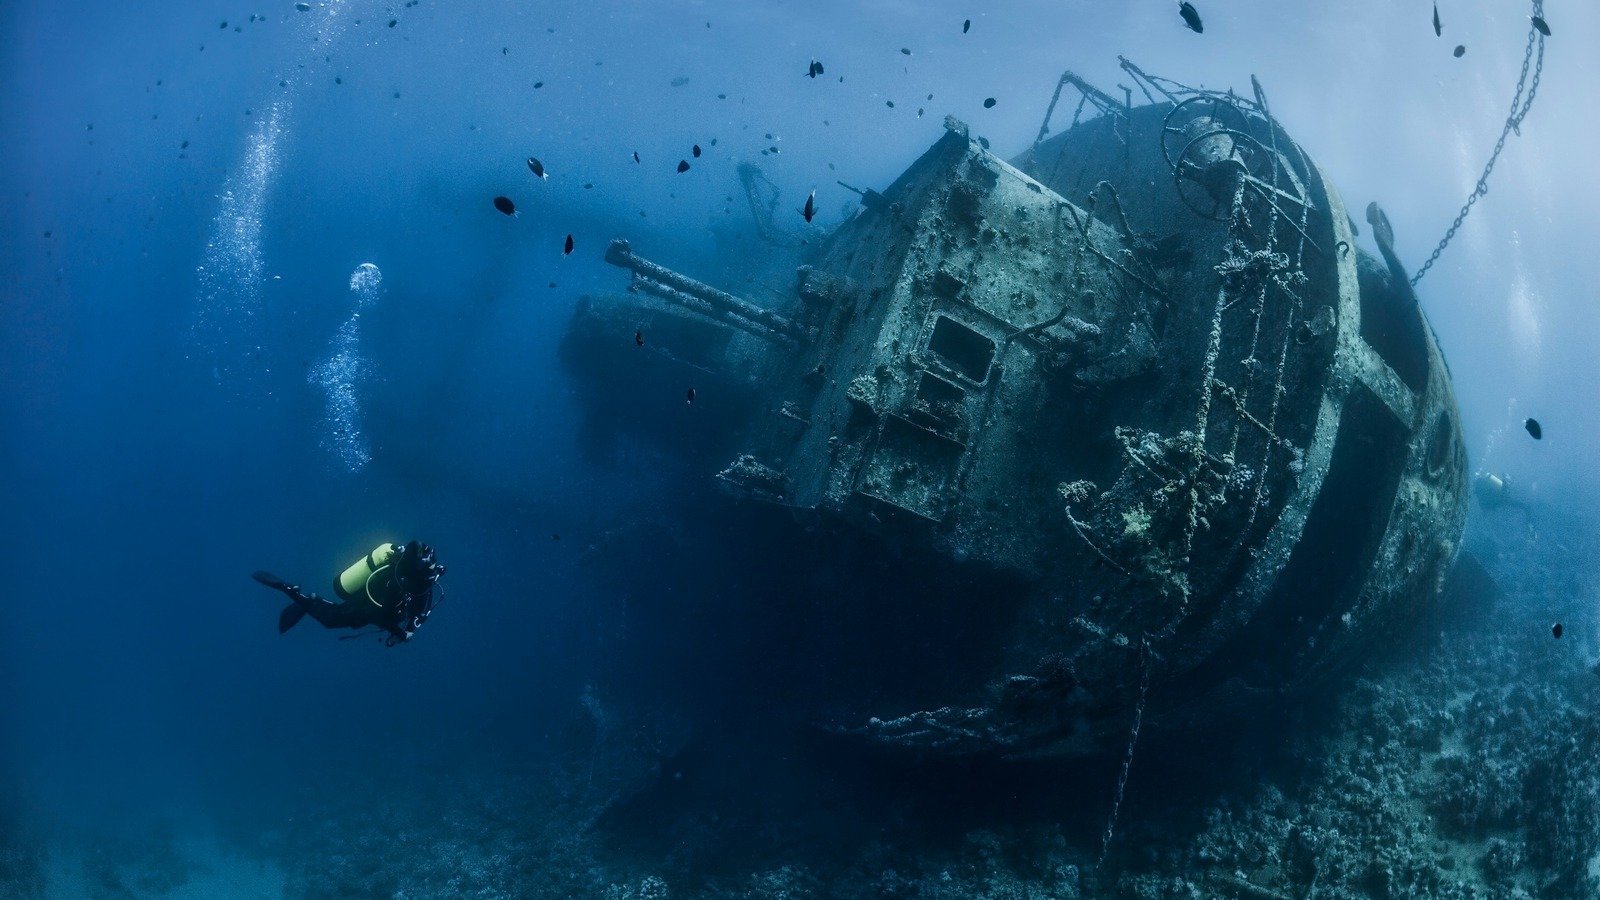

left=605, top=240, right=806, bottom=342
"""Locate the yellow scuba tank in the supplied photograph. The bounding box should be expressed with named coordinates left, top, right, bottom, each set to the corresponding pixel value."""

left=334, top=543, right=397, bottom=606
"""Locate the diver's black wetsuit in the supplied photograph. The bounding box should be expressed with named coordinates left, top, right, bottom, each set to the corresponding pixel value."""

left=280, top=583, right=392, bottom=630
left=253, top=540, right=442, bottom=645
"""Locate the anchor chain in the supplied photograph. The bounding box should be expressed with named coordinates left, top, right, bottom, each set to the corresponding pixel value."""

left=1411, top=0, right=1546, bottom=286
left=1098, top=637, right=1152, bottom=868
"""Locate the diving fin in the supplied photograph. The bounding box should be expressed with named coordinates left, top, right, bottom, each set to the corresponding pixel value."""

left=253, top=570, right=290, bottom=591
left=279, top=603, right=308, bottom=634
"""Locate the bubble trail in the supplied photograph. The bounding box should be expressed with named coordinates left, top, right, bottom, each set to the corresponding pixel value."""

left=190, top=1, right=353, bottom=383
left=192, top=101, right=287, bottom=379
left=310, top=263, right=382, bottom=472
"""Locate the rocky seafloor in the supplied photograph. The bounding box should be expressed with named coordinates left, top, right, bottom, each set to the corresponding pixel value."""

left=6, top=507, right=1597, bottom=899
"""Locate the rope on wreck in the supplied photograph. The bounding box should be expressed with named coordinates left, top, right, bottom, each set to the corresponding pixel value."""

left=1411, top=0, right=1546, bottom=286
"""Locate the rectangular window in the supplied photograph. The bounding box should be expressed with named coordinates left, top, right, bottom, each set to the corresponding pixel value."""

left=928, top=315, right=994, bottom=383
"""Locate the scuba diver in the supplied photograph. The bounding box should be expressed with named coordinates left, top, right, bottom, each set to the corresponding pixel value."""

left=1472, top=470, right=1527, bottom=512
left=1472, top=470, right=1538, bottom=540
left=252, top=540, right=445, bottom=646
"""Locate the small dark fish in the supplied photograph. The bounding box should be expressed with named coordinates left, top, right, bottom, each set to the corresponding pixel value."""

left=635, top=329, right=644, bottom=347
left=534, top=81, right=543, bottom=89
left=685, top=387, right=696, bottom=404
left=296, top=2, right=310, bottom=10
left=564, top=233, right=574, bottom=255
left=692, top=144, right=701, bottom=158
left=633, top=151, right=640, bottom=163
left=492, top=195, right=516, bottom=216
left=983, top=97, right=996, bottom=109
left=388, top=19, right=397, bottom=28
left=1179, top=1, right=1203, bottom=33
left=1532, top=15, right=1550, bottom=37
left=807, top=58, right=824, bottom=78
left=886, top=100, right=895, bottom=108
left=527, top=156, right=547, bottom=179
left=803, top=189, right=816, bottom=223
left=1432, top=2, right=1441, bottom=36
left=1552, top=622, right=1564, bottom=639
left=677, top=159, right=690, bottom=173
left=900, top=47, right=912, bottom=55
left=963, top=19, right=971, bottom=33
left=1453, top=44, right=1466, bottom=57
left=1524, top=417, right=1542, bottom=439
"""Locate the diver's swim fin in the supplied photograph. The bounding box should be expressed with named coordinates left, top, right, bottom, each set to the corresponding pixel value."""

left=253, top=570, right=290, bottom=592
left=279, top=603, right=308, bottom=634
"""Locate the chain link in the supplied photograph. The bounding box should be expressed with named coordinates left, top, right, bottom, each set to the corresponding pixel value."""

left=1098, top=638, right=1152, bottom=868
left=1412, top=0, right=1546, bottom=286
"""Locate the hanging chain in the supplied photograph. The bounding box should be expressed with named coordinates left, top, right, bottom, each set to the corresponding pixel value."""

left=1098, top=637, right=1152, bottom=868
left=1411, top=0, right=1546, bottom=286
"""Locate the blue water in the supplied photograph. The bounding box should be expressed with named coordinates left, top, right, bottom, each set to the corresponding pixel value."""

left=4, top=1, right=1598, bottom=896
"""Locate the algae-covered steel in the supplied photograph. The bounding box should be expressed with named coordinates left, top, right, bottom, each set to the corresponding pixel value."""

left=562, top=63, right=1468, bottom=757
